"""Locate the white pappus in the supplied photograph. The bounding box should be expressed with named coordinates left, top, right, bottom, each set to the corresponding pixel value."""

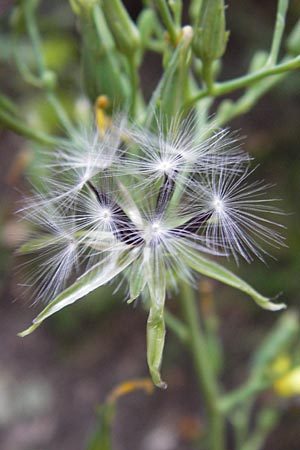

left=18, top=114, right=286, bottom=387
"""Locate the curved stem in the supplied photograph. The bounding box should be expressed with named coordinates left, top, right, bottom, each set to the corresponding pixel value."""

left=267, top=0, right=289, bottom=65
left=156, top=0, right=178, bottom=46
left=185, top=55, right=300, bottom=108
left=0, top=108, right=64, bottom=146
left=22, top=0, right=45, bottom=76
left=164, top=308, right=189, bottom=344
left=21, top=0, right=75, bottom=134
left=179, top=281, right=225, bottom=450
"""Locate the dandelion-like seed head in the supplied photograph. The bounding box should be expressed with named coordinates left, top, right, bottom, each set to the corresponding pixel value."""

left=156, top=157, right=177, bottom=175
left=20, top=114, right=284, bottom=295
left=18, top=113, right=286, bottom=386
left=143, top=219, right=167, bottom=246
left=100, top=207, right=112, bottom=221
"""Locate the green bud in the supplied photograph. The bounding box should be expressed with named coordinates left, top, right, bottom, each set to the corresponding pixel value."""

left=287, top=19, right=300, bottom=56
left=248, top=51, right=268, bottom=73
left=41, top=70, right=57, bottom=90
left=128, top=257, right=147, bottom=303
left=79, top=5, right=130, bottom=104
left=137, top=8, right=157, bottom=48
left=146, top=26, right=194, bottom=125
left=193, top=0, right=229, bottom=62
left=189, top=0, right=203, bottom=23
left=101, top=0, right=140, bottom=56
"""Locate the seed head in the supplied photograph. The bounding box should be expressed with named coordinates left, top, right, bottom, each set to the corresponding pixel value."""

left=18, top=114, right=286, bottom=385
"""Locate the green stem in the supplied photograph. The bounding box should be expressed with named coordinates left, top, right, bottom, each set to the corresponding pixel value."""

left=0, top=92, right=19, bottom=116
left=169, top=0, right=182, bottom=28
left=231, top=403, right=253, bottom=450
left=214, top=70, right=286, bottom=127
left=21, top=0, right=74, bottom=133
left=127, top=55, right=139, bottom=117
left=0, top=108, right=64, bottom=146
left=46, top=92, right=75, bottom=134
left=202, top=60, right=215, bottom=92
left=239, top=408, right=280, bottom=450
left=156, top=0, right=178, bottom=46
left=219, top=378, right=269, bottom=413
left=146, top=39, right=165, bottom=53
left=164, top=309, right=189, bottom=344
left=22, top=0, right=45, bottom=76
left=186, top=55, right=300, bottom=107
left=267, top=0, right=289, bottom=65
left=179, top=282, right=225, bottom=450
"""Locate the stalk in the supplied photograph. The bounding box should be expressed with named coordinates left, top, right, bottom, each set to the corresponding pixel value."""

left=179, top=281, right=225, bottom=450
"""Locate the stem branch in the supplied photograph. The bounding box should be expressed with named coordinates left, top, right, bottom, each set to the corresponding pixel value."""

left=186, top=56, right=300, bottom=107
left=0, top=108, right=64, bottom=146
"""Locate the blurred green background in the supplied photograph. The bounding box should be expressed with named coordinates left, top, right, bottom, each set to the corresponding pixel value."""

left=1, top=1, right=300, bottom=449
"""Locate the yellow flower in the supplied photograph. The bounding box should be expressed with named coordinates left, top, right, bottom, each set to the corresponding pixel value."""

left=274, top=367, right=300, bottom=397
left=272, top=356, right=300, bottom=397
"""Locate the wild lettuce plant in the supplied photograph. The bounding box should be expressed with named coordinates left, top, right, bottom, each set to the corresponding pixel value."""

left=1, top=0, right=300, bottom=449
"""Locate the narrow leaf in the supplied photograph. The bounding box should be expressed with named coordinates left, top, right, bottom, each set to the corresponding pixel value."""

left=19, top=249, right=140, bottom=337
left=127, top=255, right=147, bottom=303
left=17, top=236, right=60, bottom=253
left=181, top=246, right=286, bottom=311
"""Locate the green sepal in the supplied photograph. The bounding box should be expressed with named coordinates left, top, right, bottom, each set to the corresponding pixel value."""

left=19, top=249, right=139, bottom=337
left=145, top=247, right=167, bottom=389
left=180, top=247, right=286, bottom=311
left=127, top=256, right=147, bottom=304
left=17, top=236, right=58, bottom=253
left=147, top=305, right=167, bottom=389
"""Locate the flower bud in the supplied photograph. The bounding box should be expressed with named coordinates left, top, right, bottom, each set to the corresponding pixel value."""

left=101, top=0, right=140, bottom=56
left=137, top=8, right=157, bottom=48
left=78, top=5, right=130, bottom=104
left=41, top=70, right=57, bottom=90
left=148, top=26, right=193, bottom=125
left=273, top=365, right=300, bottom=397
left=287, top=19, right=300, bottom=56
left=193, top=0, right=229, bottom=62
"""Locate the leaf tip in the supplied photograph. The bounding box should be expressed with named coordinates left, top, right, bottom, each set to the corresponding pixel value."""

left=18, top=322, right=41, bottom=337
left=158, top=380, right=168, bottom=390
left=271, top=302, right=287, bottom=312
